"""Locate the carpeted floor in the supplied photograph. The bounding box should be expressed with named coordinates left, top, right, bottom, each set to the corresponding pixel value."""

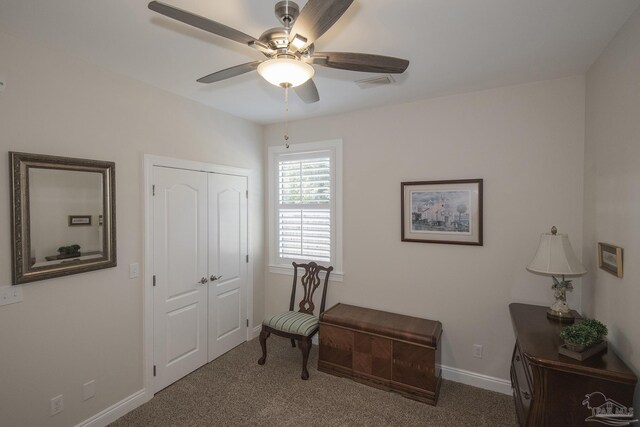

left=109, top=338, right=517, bottom=426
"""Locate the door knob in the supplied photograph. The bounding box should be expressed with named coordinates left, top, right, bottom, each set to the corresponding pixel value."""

left=199, top=277, right=208, bottom=285
left=210, top=275, right=223, bottom=282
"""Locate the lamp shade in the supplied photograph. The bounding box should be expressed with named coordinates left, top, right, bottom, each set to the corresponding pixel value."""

left=257, top=58, right=314, bottom=88
left=527, top=228, right=586, bottom=277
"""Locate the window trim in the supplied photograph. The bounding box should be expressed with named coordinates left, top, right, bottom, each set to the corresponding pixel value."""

left=268, top=139, right=343, bottom=281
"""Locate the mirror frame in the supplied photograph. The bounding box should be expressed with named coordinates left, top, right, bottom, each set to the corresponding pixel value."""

left=9, top=152, right=117, bottom=284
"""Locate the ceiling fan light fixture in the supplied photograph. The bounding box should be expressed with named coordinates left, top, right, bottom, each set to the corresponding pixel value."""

left=257, top=58, right=314, bottom=88
left=290, top=34, right=308, bottom=51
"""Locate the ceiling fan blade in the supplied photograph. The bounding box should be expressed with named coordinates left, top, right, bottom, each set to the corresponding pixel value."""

left=289, top=0, right=354, bottom=50
left=311, top=52, right=409, bottom=74
left=294, top=79, right=320, bottom=104
left=197, top=61, right=262, bottom=84
left=148, top=1, right=258, bottom=46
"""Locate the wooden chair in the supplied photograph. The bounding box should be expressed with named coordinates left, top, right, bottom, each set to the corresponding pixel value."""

left=258, top=262, right=333, bottom=380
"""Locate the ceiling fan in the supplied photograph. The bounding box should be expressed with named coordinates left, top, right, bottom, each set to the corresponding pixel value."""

left=148, top=0, right=410, bottom=103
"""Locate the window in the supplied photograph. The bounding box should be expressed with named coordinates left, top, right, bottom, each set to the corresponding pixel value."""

left=268, top=140, right=343, bottom=280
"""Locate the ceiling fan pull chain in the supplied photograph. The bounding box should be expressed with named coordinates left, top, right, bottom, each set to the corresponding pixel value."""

left=284, top=86, right=290, bottom=148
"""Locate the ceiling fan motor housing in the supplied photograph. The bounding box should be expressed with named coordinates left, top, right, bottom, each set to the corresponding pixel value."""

left=260, top=27, right=291, bottom=52
left=275, top=1, right=299, bottom=27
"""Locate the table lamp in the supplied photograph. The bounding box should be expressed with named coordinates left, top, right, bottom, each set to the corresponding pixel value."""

left=527, top=226, right=587, bottom=322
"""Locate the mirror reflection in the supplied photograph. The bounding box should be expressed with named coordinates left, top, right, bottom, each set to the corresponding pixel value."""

left=29, top=169, right=105, bottom=267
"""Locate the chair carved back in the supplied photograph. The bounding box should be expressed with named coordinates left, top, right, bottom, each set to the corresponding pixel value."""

left=289, top=262, right=334, bottom=316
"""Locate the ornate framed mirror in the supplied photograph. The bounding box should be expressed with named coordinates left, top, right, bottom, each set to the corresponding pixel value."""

left=10, top=152, right=117, bottom=284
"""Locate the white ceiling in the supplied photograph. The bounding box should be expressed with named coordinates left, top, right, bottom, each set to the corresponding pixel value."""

left=0, top=0, right=638, bottom=124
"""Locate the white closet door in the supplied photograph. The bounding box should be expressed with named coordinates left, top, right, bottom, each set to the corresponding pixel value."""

left=208, top=173, right=248, bottom=361
left=153, top=166, right=208, bottom=392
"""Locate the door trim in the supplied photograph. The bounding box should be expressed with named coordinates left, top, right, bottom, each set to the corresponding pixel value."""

left=143, top=154, right=254, bottom=396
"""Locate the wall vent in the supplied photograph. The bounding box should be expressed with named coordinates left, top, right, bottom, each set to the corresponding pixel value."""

left=355, top=74, right=396, bottom=89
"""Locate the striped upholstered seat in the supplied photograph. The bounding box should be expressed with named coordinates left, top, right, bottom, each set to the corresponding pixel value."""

left=263, top=311, right=318, bottom=336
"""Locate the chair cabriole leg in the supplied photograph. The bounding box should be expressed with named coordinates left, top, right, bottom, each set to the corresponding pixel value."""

left=258, top=329, right=270, bottom=365
left=298, top=338, right=311, bottom=380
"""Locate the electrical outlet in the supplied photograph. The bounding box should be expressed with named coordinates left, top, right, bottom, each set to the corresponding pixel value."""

left=473, top=344, right=483, bottom=359
left=50, top=394, right=64, bottom=416
left=0, top=285, right=23, bottom=307
left=83, top=380, right=96, bottom=401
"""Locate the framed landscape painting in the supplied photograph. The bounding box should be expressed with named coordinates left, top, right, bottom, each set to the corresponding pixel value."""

left=401, top=179, right=483, bottom=245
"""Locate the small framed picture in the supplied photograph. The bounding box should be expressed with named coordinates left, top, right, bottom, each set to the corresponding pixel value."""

left=401, top=179, right=483, bottom=245
left=598, top=243, right=623, bottom=278
left=68, top=215, right=92, bottom=226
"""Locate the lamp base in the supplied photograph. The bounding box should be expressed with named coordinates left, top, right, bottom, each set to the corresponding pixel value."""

left=547, top=308, right=575, bottom=323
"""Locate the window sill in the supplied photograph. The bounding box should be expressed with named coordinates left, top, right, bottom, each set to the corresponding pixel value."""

left=268, top=264, right=344, bottom=282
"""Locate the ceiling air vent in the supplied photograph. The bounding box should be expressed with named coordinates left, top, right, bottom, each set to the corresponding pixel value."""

left=355, top=74, right=396, bottom=89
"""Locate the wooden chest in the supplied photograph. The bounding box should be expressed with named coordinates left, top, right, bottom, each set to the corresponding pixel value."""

left=318, top=303, right=443, bottom=405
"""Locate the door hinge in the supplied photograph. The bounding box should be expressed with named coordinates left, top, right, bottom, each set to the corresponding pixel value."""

left=152, top=185, right=155, bottom=196
left=246, top=319, right=249, bottom=327
left=246, top=190, right=248, bottom=199
left=153, top=275, right=156, bottom=287
left=153, top=365, right=156, bottom=377
left=246, top=254, right=249, bottom=263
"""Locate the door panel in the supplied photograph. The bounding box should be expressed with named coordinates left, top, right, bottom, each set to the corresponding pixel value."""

left=218, top=189, right=241, bottom=280
left=165, top=184, right=202, bottom=298
left=166, top=303, right=200, bottom=363
left=217, top=289, right=241, bottom=338
left=208, top=174, right=248, bottom=361
left=153, top=166, right=208, bottom=393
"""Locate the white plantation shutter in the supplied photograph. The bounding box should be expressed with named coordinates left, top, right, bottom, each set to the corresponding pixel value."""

left=278, top=156, right=332, bottom=262
left=269, top=140, right=342, bottom=277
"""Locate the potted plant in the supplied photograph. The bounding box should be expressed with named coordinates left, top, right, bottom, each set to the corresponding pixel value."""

left=559, top=319, right=608, bottom=359
left=57, top=244, right=81, bottom=259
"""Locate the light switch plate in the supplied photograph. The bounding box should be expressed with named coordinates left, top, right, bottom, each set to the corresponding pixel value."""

left=0, top=285, right=22, bottom=306
left=129, top=263, right=140, bottom=279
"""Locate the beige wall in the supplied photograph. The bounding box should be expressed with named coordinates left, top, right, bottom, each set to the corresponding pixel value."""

left=0, top=32, right=264, bottom=427
left=264, top=76, right=586, bottom=381
left=583, top=7, right=640, bottom=414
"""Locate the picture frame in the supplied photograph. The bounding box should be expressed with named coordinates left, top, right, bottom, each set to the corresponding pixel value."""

left=401, top=179, right=483, bottom=245
left=598, top=242, right=623, bottom=278
left=68, top=215, right=92, bottom=226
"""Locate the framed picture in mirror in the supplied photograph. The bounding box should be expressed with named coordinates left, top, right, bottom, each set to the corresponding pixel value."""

left=68, top=215, right=92, bottom=226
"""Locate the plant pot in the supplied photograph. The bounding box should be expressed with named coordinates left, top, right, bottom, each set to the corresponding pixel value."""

left=564, top=342, right=585, bottom=352
left=559, top=340, right=607, bottom=361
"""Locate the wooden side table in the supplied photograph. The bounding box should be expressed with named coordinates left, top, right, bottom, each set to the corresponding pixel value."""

left=509, top=303, right=637, bottom=426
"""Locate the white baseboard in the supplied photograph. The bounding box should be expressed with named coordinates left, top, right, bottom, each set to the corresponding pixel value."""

left=75, top=388, right=149, bottom=427
left=251, top=325, right=262, bottom=340
left=439, top=365, right=512, bottom=395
